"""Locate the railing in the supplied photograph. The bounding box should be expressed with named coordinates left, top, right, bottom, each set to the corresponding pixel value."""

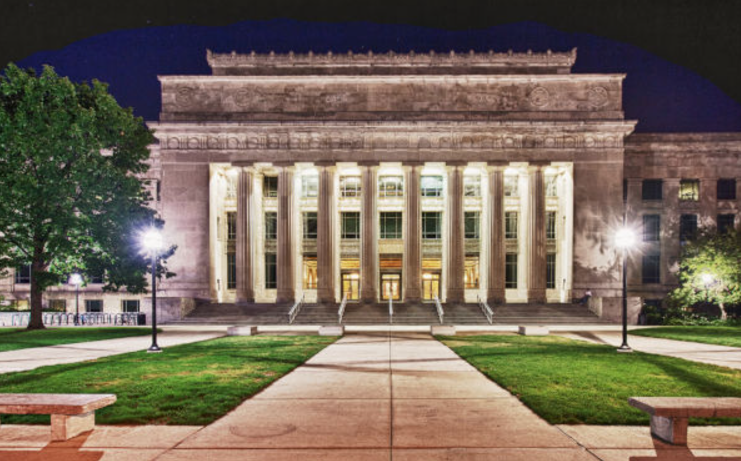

left=338, top=293, right=348, bottom=324
left=477, top=295, right=494, bottom=324
left=9, top=312, right=141, bottom=327
left=388, top=297, right=393, bottom=324
left=287, top=295, right=305, bottom=324
left=433, top=296, right=444, bottom=324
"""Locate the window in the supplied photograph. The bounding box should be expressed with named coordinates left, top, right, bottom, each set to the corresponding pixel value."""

left=340, top=176, right=361, bottom=198
left=420, top=175, right=443, bottom=197
left=341, top=212, right=360, bottom=239
left=642, top=179, right=663, bottom=201
left=504, top=175, right=519, bottom=197
left=642, top=214, right=661, bottom=242
left=464, top=176, right=481, bottom=197
left=85, top=300, right=103, bottom=313
left=301, top=175, right=318, bottom=198
left=263, top=176, right=278, bottom=198
left=422, top=212, right=442, bottom=239
left=227, top=212, right=237, bottom=241
left=505, top=212, right=518, bottom=239
left=379, top=176, right=403, bottom=198
left=264, top=212, right=277, bottom=240
left=679, top=214, right=698, bottom=243
left=14, top=265, right=30, bottom=284
left=265, top=253, right=277, bottom=289
left=718, top=213, right=735, bottom=234
left=303, top=212, right=318, bottom=240
left=226, top=251, right=236, bottom=289
left=380, top=212, right=403, bottom=239
left=718, top=179, right=737, bottom=200
left=88, top=271, right=104, bottom=284
left=49, top=299, right=67, bottom=312
left=546, top=211, right=557, bottom=240
left=546, top=253, right=556, bottom=289
left=464, top=211, right=480, bottom=239
left=505, top=253, right=518, bottom=288
left=464, top=256, right=479, bottom=289
left=121, top=300, right=140, bottom=313
left=303, top=257, right=317, bottom=289
left=642, top=253, right=661, bottom=284
left=545, top=175, right=557, bottom=197
left=679, top=179, right=699, bottom=201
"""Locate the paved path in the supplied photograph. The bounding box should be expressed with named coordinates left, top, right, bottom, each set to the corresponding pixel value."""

left=561, top=330, right=741, bottom=371
left=0, top=326, right=225, bottom=373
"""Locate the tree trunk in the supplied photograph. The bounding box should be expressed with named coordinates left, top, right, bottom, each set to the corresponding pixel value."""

left=719, top=302, right=728, bottom=321
left=27, top=258, right=46, bottom=330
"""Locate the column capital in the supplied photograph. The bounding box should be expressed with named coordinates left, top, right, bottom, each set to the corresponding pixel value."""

left=446, top=160, right=468, bottom=168
left=231, top=161, right=254, bottom=168
left=315, top=161, right=337, bottom=168
left=357, top=161, right=380, bottom=167
left=272, top=161, right=296, bottom=169
left=527, top=161, right=550, bottom=171
left=402, top=161, right=424, bottom=167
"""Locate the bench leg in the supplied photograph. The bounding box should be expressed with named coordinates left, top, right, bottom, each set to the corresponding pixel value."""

left=650, top=415, right=688, bottom=446
left=51, top=412, right=95, bottom=441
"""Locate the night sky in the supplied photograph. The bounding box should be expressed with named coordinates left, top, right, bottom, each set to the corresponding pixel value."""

left=14, top=19, right=741, bottom=133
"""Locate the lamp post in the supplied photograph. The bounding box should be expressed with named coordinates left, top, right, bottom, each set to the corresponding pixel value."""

left=615, top=228, right=636, bottom=353
left=141, top=228, right=163, bottom=353
left=69, top=273, right=82, bottom=326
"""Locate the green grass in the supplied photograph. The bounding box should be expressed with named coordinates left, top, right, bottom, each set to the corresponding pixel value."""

left=440, top=334, right=741, bottom=425
left=0, top=327, right=154, bottom=352
left=0, top=335, right=336, bottom=425
left=632, top=326, right=741, bottom=348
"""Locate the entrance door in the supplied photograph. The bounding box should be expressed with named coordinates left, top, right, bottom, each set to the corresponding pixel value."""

left=341, top=272, right=360, bottom=301
left=422, top=272, right=440, bottom=301
left=380, top=273, right=401, bottom=301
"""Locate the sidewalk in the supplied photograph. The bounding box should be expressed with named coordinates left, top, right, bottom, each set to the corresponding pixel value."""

left=560, top=330, right=741, bottom=371
left=0, top=326, right=225, bottom=374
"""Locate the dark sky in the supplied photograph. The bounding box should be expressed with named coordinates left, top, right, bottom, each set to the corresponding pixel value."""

left=14, top=19, right=741, bottom=133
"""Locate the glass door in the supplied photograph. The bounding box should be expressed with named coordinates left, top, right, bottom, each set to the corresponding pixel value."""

left=422, top=272, right=440, bottom=301
left=341, top=272, right=360, bottom=301
left=380, top=273, right=401, bottom=301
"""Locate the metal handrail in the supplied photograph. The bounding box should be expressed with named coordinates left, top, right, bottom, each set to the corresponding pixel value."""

left=477, top=295, right=494, bottom=324
left=433, top=296, right=444, bottom=324
left=287, top=294, right=305, bottom=324
left=338, top=293, right=349, bottom=324
left=388, top=297, right=393, bottom=324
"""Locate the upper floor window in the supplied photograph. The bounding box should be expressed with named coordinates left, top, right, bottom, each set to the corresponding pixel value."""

left=679, top=179, right=700, bottom=201
left=380, top=212, right=403, bottom=239
left=301, top=175, right=318, bottom=198
left=263, top=176, right=278, bottom=198
left=642, top=179, right=663, bottom=201
left=679, top=214, right=698, bottom=243
left=717, top=179, right=737, bottom=201
left=464, top=211, right=480, bottom=239
left=379, top=176, right=403, bottom=198
left=718, top=213, right=735, bottom=234
left=302, top=212, right=318, bottom=239
left=340, top=176, right=361, bottom=198
left=14, top=265, right=31, bottom=284
left=227, top=212, right=237, bottom=241
left=341, top=212, right=360, bottom=239
left=264, top=212, right=277, bottom=240
left=504, top=175, right=519, bottom=197
left=545, top=175, right=558, bottom=197
left=422, top=211, right=442, bottom=239
left=463, top=176, right=481, bottom=197
left=642, top=214, right=661, bottom=242
left=546, top=211, right=557, bottom=240
left=420, top=175, right=444, bottom=197
left=505, top=211, right=518, bottom=239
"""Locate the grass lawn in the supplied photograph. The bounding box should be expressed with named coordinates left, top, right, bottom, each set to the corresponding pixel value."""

left=631, top=326, right=741, bottom=348
left=0, top=327, right=154, bottom=353
left=0, top=335, right=335, bottom=425
left=440, top=334, right=741, bottom=425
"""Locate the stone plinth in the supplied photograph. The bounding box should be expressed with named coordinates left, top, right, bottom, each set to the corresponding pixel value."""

left=319, top=325, right=344, bottom=336
left=431, top=325, right=456, bottom=336
left=227, top=326, right=258, bottom=336
left=518, top=326, right=549, bottom=336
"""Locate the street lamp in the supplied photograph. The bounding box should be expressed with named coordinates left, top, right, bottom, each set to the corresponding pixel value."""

left=615, top=227, right=636, bottom=353
left=141, top=227, right=163, bottom=353
left=68, top=273, right=83, bottom=326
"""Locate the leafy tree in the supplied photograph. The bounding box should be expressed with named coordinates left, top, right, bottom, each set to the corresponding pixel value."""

left=0, top=64, right=174, bottom=329
left=668, top=228, right=741, bottom=321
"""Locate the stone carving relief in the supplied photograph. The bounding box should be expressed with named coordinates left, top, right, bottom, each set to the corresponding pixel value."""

left=587, top=87, right=609, bottom=108
left=527, top=86, right=551, bottom=108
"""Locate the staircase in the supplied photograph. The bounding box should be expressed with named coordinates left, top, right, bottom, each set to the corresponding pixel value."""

left=170, top=300, right=607, bottom=325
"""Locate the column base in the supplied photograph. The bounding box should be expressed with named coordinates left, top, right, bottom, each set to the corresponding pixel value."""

left=235, top=297, right=255, bottom=306
left=317, top=288, right=336, bottom=304
left=527, top=290, right=547, bottom=304
left=446, top=288, right=465, bottom=304
left=486, top=289, right=505, bottom=305
left=276, top=291, right=296, bottom=305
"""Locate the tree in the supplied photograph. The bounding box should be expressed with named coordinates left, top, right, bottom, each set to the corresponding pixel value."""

left=0, top=64, right=174, bottom=329
left=668, top=228, right=741, bottom=321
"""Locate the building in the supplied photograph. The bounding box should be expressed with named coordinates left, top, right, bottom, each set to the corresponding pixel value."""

left=3, top=48, right=740, bottom=323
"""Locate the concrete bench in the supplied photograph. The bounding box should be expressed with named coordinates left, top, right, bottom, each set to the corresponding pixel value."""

left=629, top=396, right=741, bottom=445
left=0, top=393, right=116, bottom=441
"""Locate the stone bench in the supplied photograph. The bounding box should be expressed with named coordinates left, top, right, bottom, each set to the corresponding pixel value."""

left=0, top=393, right=116, bottom=441
left=629, top=396, right=741, bottom=445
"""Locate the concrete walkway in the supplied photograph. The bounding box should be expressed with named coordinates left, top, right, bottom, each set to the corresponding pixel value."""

left=561, top=330, right=741, bottom=371
left=0, top=326, right=225, bottom=373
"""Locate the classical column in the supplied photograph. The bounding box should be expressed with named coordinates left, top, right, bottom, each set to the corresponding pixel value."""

left=360, top=164, right=378, bottom=303
left=487, top=164, right=505, bottom=304
left=276, top=165, right=295, bottom=304
left=404, top=163, right=422, bottom=302
left=447, top=164, right=465, bottom=303
left=527, top=163, right=547, bottom=303
left=236, top=167, right=254, bottom=303
left=317, top=164, right=336, bottom=303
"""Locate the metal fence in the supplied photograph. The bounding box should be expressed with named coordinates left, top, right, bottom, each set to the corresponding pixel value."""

left=7, top=312, right=140, bottom=327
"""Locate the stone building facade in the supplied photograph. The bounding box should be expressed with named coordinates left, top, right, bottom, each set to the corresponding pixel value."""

left=3, top=48, right=740, bottom=323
